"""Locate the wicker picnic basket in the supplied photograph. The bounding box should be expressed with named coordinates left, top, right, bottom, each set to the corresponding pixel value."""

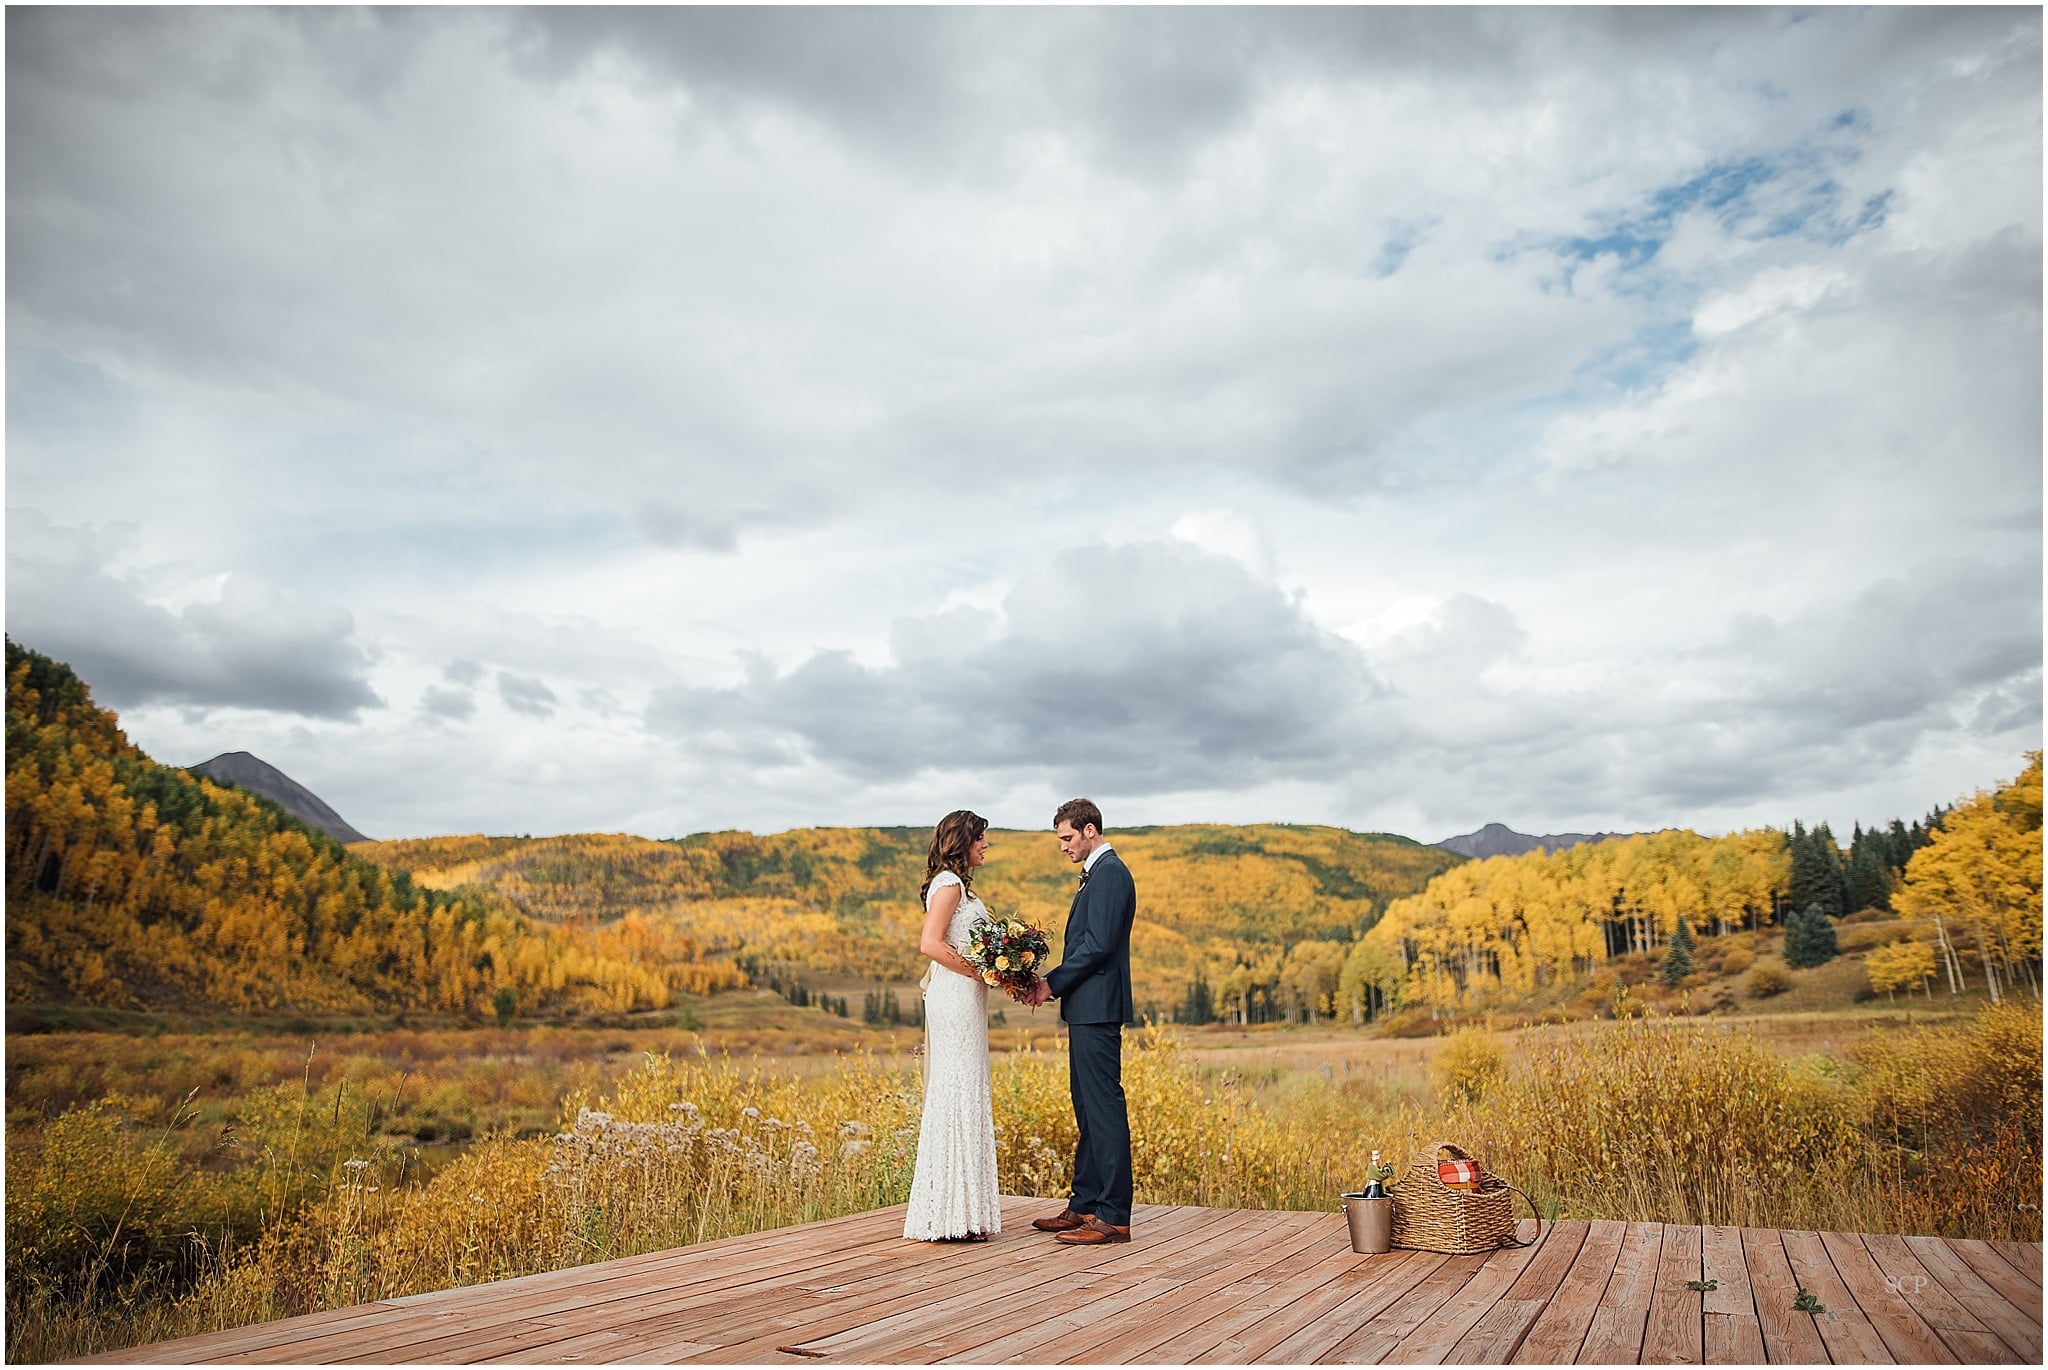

left=1387, top=1141, right=1539, bottom=1255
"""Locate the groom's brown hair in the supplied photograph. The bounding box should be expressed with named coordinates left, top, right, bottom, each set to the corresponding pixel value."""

left=1053, top=798, right=1103, bottom=835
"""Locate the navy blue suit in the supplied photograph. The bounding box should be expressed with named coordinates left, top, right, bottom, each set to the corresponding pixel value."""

left=1045, top=847, right=1137, bottom=1225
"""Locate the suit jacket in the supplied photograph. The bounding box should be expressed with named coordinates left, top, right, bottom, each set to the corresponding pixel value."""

left=1046, top=848, right=1137, bottom=1026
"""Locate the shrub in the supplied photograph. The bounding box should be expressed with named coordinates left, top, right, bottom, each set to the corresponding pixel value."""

left=1838, top=921, right=1903, bottom=953
left=4, top=1101, right=193, bottom=1300
left=1720, top=947, right=1755, bottom=976
left=1470, top=1018, right=1862, bottom=1229
left=1430, top=1028, right=1508, bottom=1105
left=1747, top=963, right=1794, bottom=998
left=1661, top=920, right=1697, bottom=986
left=1784, top=904, right=1839, bottom=968
left=1852, top=1004, right=2043, bottom=1232
left=1864, top=941, right=1937, bottom=1001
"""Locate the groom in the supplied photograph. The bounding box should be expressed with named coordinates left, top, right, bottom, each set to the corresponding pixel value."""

left=1027, top=798, right=1137, bottom=1245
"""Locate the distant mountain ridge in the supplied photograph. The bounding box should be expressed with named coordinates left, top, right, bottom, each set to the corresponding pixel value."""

left=188, top=751, right=371, bottom=844
left=1434, top=822, right=1631, bottom=860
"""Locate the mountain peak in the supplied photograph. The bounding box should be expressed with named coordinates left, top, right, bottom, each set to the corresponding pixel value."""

left=1434, top=823, right=1628, bottom=860
left=188, top=752, right=370, bottom=845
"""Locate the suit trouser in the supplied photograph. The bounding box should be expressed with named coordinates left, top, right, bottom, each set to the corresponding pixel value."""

left=1066, top=1022, right=1132, bottom=1226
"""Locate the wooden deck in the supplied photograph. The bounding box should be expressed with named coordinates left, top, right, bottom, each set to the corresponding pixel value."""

left=93, top=1196, right=2042, bottom=1364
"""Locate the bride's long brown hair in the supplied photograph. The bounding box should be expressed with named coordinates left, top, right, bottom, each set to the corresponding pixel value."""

left=920, top=809, right=988, bottom=904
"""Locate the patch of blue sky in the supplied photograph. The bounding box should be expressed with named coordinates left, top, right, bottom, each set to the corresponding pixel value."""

left=1367, top=216, right=1436, bottom=280
left=1381, top=388, right=1586, bottom=487
left=1541, top=124, right=1888, bottom=290
left=5, top=343, right=138, bottom=438
left=260, top=507, right=635, bottom=590
left=1572, top=320, right=1700, bottom=397
left=1382, top=322, right=1702, bottom=487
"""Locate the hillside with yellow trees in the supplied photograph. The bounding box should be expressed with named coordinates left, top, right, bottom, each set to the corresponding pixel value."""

left=357, top=822, right=1465, bottom=1021
left=4, top=642, right=742, bottom=1017
left=15, top=638, right=2033, bottom=1029
left=1366, top=754, right=2041, bottom=1019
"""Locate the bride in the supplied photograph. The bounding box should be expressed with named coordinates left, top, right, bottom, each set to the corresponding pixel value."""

left=902, top=809, right=1018, bottom=1242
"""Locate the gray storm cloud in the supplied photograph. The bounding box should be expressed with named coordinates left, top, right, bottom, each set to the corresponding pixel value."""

left=5, top=511, right=381, bottom=720
left=648, top=541, right=1392, bottom=789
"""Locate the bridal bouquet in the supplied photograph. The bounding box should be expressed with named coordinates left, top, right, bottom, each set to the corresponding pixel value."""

left=966, top=915, right=1051, bottom=1003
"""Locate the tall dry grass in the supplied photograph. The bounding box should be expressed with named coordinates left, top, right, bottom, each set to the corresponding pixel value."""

left=8, top=1005, right=2039, bottom=1362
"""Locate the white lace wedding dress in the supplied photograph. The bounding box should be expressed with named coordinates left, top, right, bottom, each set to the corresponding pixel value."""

left=902, top=869, right=1001, bottom=1240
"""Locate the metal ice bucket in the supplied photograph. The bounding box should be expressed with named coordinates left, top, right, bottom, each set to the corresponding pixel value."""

left=1339, top=1193, right=1392, bottom=1254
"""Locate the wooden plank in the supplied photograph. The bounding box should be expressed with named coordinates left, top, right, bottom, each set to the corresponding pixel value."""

left=774, top=1228, right=1196, bottom=1359
left=1380, top=1222, right=1547, bottom=1364
left=1276, top=1233, right=1535, bottom=1365
left=1950, top=1239, right=2046, bottom=1316
left=260, top=1204, right=1024, bottom=1359
left=1740, top=1227, right=1829, bottom=1366
left=216, top=1217, right=934, bottom=1365
left=1988, top=1241, right=2042, bottom=1286
left=1697, top=1228, right=1755, bottom=1320
left=247, top=1312, right=558, bottom=1366
left=392, top=1201, right=913, bottom=1310
left=1513, top=1220, right=1627, bottom=1365
left=90, top=1201, right=2047, bottom=1369
left=828, top=1208, right=1282, bottom=1363
left=1696, top=1225, right=1763, bottom=1364
left=1103, top=1241, right=1438, bottom=1364
left=1857, top=1233, right=2007, bottom=1355
left=1096, top=1222, right=1396, bottom=1363
left=1904, top=1235, right=2043, bottom=1363
left=1818, top=1230, right=1957, bottom=1364
left=1575, top=1221, right=1664, bottom=1364
left=1445, top=1223, right=1590, bottom=1364
left=1780, top=1228, right=1894, bottom=1364
left=696, top=1249, right=1087, bottom=1362
left=75, top=1302, right=415, bottom=1363
left=129, top=1203, right=923, bottom=1363
left=952, top=1213, right=1333, bottom=1364
left=389, top=1318, right=712, bottom=1359
left=1188, top=1245, right=1466, bottom=1364
left=938, top=1273, right=1192, bottom=1363
left=1307, top=1252, right=1463, bottom=1365
left=1640, top=1223, right=1703, bottom=1365
left=1702, top=1312, right=1767, bottom=1365
left=1316, top=1252, right=1491, bottom=1364
left=1446, top=1302, right=1547, bottom=1367
left=780, top=1206, right=1231, bottom=1361
left=364, top=1321, right=636, bottom=1365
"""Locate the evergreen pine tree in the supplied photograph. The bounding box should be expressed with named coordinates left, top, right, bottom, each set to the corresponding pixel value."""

left=1661, top=917, right=1697, bottom=985
left=1847, top=842, right=1891, bottom=913
left=1790, top=823, right=1846, bottom=921
left=1784, top=903, right=1839, bottom=968
left=1815, top=823, right=1850, bottom=919
left=1886, top=819, right=1913, bottom=871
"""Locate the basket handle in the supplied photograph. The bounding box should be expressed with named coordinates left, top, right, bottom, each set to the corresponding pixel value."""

left=1419, top=1139, right=1477, bottom=1163
left=1503, top=1183, right=1542, bottom=1249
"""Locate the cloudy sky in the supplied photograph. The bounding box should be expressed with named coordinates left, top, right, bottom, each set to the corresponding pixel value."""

left=7, top=7, right=2041, bottom=845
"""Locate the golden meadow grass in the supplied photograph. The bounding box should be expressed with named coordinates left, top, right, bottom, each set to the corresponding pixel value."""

left=7, top=1005, right=2040, bottom=1362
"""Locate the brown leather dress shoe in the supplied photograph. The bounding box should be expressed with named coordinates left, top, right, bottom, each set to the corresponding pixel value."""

left=1054, top=1215, right=1131, bottom=1245
left=1032, top=1208, right=1090, bottom=1232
